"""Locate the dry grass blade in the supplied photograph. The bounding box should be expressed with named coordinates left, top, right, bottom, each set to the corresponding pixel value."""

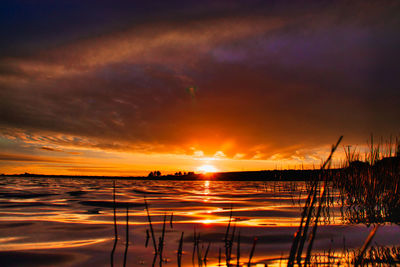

left=304, top=137, right=344, bottom=265
left=159, top=214, right=167, bottom=267
left=177, top=232, right=184, bottom=267
left=227, top=220, right=237, bottom=266
left=237, top=231, right=241, bottom=267
left=152, top=251, right=157, bottom=267
left=123, top=206, right=129, bottom=267
left=355, top=225, right=379, bottom=266
left=144, top=197, right=158, bottom=255
left=248, top=237, right=257, bottom=267
left=192, top=228, right=197, bottom=266
left=288, top=136, right=343, bottom=266
left=295, top=184, right=318, bottom=265
left=219, top=247, right=221, bottom=266
left=204, top=242, right=211, bottom=264
left=111, top=180, right=118, bottom=267
left=197, top=233, right=203, bottom=267
left=225, top=205, right=233, bottom=266
left=321, top=136, right=343, bottom=170
left=225, top=205, right=233, bottom=242
left=145, top=229, right=150, bottom=248
left=304, top=184, right=326, bottom=266
left=288, top=182, right=316, bottom=266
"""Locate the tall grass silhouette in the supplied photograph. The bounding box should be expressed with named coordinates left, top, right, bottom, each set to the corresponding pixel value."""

left=106, top=135, right=399, bottom=266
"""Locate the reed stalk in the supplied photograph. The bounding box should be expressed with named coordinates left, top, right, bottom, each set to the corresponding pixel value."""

left=145, top=229, right=150, bottom=248
left=288, top=136, right=343, bottom=266
left=158, top=214, right=167, bottom=267
left=355, top=225, right=379, bottom=266
left=177, top=232, right=184, bottom=267
left=111, top=180, right=118, bottom=267
left=225, top=205, right=233, bottom=266
left=197, top=233, right=203, bottom=267
left=247, top=237, right=257, bottom=267
left=204, top=242, right=211, bottom=264
left=192, top=228, right=197, bottom=266
left=236, top=231, right=241, bottom=267
left=304, top=183, right=327, bottom=266
left=123, top=206, right=129, bottom=267
left=218, top=247, right=221, bottom=266
left=144, top=197, right=158, bottom=255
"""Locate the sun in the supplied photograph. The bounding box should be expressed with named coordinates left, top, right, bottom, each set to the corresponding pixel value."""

left=197, top=164, right=218, bottom=174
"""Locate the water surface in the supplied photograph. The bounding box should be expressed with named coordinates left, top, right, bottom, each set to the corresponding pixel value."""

left=0, top=177, right=398, bottom=266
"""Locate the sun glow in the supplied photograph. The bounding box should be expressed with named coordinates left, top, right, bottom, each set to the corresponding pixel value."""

left=197, top=164, right=218, bottom=173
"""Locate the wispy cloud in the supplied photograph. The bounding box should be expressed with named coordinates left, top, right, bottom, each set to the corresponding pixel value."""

left=0, top=0, right=399, bottom=174
left=0, top=153, right=71, bottom=163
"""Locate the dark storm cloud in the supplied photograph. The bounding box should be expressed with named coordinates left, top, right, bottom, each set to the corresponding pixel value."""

left=0, top=0, right=399, bottom=159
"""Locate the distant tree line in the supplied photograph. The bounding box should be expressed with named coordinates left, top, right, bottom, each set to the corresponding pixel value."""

left=147, top=171, right=195, bottom=177
left=173, top=171, right=195, bottom=176
left=148, top=171, right=161, bottom=177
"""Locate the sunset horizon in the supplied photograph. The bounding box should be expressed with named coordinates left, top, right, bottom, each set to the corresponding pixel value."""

left=1, top=1, right=399, bottom=176
left=0, top=1, right=399, bottom=266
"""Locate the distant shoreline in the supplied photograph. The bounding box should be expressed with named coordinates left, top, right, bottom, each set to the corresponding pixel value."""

left=1, top=169, right=336, bottom=181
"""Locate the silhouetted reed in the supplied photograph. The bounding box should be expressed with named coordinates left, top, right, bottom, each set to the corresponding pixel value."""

left=226, top=220, right=237, bottom=266
left=111, top=180, right=118, bottom=267
left=103, top=135, right=398, bottom=267
left=305, top=183, right=327, bottom=266
left=158, top=214, right=167, bottom=266
left=333, top=136, right=400, bottom=225
left=292, top=135, right=400, bottom=266
left=123, top=206, right=129, bottom=267
left=145, top=229, right=150, bottom=248
left=224, top=205, right=233, bottom=266
left=354, top=224, right=379, bottom=266
left=218, top=247, right=221, bottom=266
left=144, top=197, right=158, bottom=255
left=192, top=228, right=197, bottom=266
left=204, top=242, right=211, bottom=264
left=357, top=245, right=400, bottom=265
left=236, top=231, right=240, bottom=267
left=325, top=238, right=400, bottom=266
left=288, top=136, right=343, bottom=266
left=247, top=237, right=257, bottom=267
left=177, top=232, right=184, bottom=267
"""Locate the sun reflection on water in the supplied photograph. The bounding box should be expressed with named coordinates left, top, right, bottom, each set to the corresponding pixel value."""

left=0, top=177, right=399, bottom=266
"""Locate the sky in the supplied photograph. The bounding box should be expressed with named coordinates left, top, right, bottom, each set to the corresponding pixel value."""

left=0, top=0, right=399, bottom=175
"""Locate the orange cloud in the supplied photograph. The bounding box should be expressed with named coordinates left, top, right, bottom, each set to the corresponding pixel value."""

left=0, top=1, right=399, bottom=175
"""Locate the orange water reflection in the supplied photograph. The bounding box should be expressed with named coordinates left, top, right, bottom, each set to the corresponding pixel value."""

left=0, top=238, right=110, bottom=251
left=0, top=177, right=399, bottom=266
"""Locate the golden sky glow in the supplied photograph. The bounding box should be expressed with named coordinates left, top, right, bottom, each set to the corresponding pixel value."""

left=197, top=164, right=219, bottom=174
left=0, top=1, right=399, bottom=175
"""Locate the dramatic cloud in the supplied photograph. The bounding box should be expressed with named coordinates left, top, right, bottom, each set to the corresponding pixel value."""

left=0, top=0, right=399, bottom=174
